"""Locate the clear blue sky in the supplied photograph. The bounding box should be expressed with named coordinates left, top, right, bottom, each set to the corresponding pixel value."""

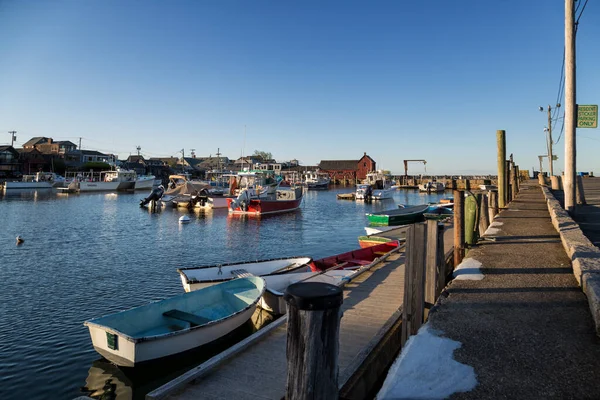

left=1, top=0, right=598, bottom=175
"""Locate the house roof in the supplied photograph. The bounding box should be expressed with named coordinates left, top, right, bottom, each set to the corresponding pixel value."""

left=183, top=157, right=203, bottom=167
left=23, top=137, right=50, bottom=147
left=67, top=149, right=110, bottom=156
left=0, top=145, right=19, bottom=156
left=56, top=140, right=77, bottom=147
left=319, top=160, right=359, bottom=171
left=127, top=155, right=146, bottom=163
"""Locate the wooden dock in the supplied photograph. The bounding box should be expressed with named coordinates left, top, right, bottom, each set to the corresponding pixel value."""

left=148, top=250, right=407, bottom=400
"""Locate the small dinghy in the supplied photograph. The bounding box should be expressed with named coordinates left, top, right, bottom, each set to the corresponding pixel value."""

left=178, top=256, right=313, bottom=292
left=84, top=276, right=265, bottom=367
left=178, top=215, right=191, bottom=224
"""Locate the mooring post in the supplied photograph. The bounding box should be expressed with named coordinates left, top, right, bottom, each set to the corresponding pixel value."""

left=464, top=193, right=480, bottom=246
left=425, top=220, right=440, bottom=319
left=506, top=160, right=512, bottom=203
left=479, top=193, right=490, bottom=235
left=284, top=282, right=343, bottom=400
left=497, top=130, right=506, bottom=208
left=576, top=175, right=586, bottom=205
left=453, top=189, right=465, bottom=267
left=402, top=222, right=427, bottom=345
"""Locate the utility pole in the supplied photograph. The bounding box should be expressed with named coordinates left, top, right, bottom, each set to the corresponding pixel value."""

left=136, top=146, right=141, bottom=156
left=78, top=137, right=82, bottom=150
left=8, top=131, right=16, bottom=147
left=540, top=105, right=559, bottom=176
left=564, top=0, right=576, bottom=214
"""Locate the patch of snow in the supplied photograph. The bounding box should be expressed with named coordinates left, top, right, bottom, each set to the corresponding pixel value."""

left=376, top=324, right=478, bottom=399
left=483, top=221, right=503, bottom=236
left=453, top=258, right=484, bottom=280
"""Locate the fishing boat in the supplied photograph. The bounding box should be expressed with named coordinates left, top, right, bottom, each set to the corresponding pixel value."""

left=365, top=170, right=395, bottom=200
left=177, top=256, right=313, bottom=292
left=3, top=172, right=65, bottom=190
left=83, top=276, right=265, bottom=367
left=66, top=169, right=150, bottom=192
left=304, top=170, right=331, bottom=190
left=308, top=241, right=399, bottom=272
left=227, top=186, right=303, bottom=215
left=418, top=181, right=446, bottom=192
left=366, top=204, right=429, bottom=226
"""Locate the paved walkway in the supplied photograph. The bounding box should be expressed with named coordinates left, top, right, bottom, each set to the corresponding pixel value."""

left=378, top=181, right=600, bottom=399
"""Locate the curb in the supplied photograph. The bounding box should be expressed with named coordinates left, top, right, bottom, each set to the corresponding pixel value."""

left=541, top=186, right=600, bottom=335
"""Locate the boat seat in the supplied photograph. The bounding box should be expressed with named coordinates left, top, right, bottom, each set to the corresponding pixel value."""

left=230, top=269, right=253, bottom=278
left=163, top=309, right=211, bottom=327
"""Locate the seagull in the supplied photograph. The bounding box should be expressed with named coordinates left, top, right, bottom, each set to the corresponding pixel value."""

left=16, top=235, right=24, bottom=245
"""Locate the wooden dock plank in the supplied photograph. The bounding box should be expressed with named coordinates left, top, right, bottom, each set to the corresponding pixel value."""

left=157, top=252, right=407, bottom=400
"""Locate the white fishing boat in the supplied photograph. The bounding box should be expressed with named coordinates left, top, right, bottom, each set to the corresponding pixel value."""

left=357, top=170, right=395, bottom=200
left=134, top=175, right=157, bottom=190
left=419, top=181, right=446, bottom=192
left=304, top=170, right=331, bottom=190
left=84, top=276, right=265, bottom=367
left=3, top=172, right=65, bottom=190
left=178, top=256, right=312, bottom=292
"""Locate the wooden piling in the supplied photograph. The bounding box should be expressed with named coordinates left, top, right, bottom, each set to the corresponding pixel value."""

left=576, top=175, right=586, bottom=205
left=402, top=222, right=427, bottom=345
left=465, top=193, right=480, bottom=246
left=497, top=130, right=506, bottom=208
left=425, top=220, right=440, bottom=319
left=479, top=193, right=490, bottom=235
left=489, top=190, right=498, bottom=219
left=512, top=162, right=519, bottom=199
left=506, top=160, right=512, bottom=203
left=284, top=282, right=343, bottom=400
left=453, top=190, right=465, bottom=266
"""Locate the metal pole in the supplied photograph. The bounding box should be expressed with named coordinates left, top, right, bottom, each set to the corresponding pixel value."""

left=9, top=131, right=16, bottom=147
left=564, top=0, right=576, bottom=214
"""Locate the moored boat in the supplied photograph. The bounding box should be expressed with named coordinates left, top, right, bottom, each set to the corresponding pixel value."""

left=83, top=276, right=265, bottom=367
left=419, top=181, right=446, bottom=192
left=3, top=172, right=65, bottom=190
left=366, top=204, right=429, bottom=226
left=308, top=241, right=399, bottom=272
left=227, top=186, right=303, bottom=215
left=177, top=256, right=313, bottom=292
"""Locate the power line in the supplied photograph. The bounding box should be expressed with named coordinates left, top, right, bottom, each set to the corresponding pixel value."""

left=555, top=112, right=565, bottom=144
left=576, top=0, right=589, bottom=24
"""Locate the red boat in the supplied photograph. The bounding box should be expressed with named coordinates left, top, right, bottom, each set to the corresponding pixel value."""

left=309, top=241, right=399, bottom=272
left=227, top=187, right=304, bottom=216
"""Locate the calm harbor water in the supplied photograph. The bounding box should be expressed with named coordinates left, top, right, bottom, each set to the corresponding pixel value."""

left=0, top=186, right=447, bottom=400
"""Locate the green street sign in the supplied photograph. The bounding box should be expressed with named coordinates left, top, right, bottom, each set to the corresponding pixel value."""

left=577, top=105, right=598, bottom=128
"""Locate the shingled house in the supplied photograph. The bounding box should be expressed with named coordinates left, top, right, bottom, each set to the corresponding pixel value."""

left=318, top=153, right=376, bottom=185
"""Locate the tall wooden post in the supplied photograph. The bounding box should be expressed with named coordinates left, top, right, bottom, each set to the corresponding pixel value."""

left=506, top=160, right=512, bottom=203
left=425, top=220, right=440, bottom=320
left=465, top=193, right=480, bottom=246
left=489, top=191, right=498, bottom=221
left=284, top=282, right=343, bottom=400
left=497, top=130, right=506, bottom=208
left=402, top=222, right=427, bottom=345
left=564, top=0, right=577, bottom=214
left=453, top=190, right=465, bottom=266
left=479, top=193, right=490, bottom=235
left=576, top=175, right=586, bottom=205
left=511, top=162, right=519, bottom=199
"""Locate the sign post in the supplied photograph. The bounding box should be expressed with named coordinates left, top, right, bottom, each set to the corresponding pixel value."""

left=577, top=105, right=598, bottom=128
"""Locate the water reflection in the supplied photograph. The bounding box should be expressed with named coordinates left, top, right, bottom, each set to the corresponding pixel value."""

left=80, top=308, right=277, bottom=400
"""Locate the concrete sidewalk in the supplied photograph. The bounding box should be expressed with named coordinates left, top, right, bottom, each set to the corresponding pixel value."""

left=378, top=182, right=600, bottom=399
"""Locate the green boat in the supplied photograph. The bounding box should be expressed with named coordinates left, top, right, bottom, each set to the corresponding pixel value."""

left=366, top=204, right=429, bottom=226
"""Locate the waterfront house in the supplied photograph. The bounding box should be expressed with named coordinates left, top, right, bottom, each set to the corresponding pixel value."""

left=0, top=146, right=21, bottom=178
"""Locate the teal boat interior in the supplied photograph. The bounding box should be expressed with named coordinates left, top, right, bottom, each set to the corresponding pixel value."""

left=85, top=277, right=265, bottom=340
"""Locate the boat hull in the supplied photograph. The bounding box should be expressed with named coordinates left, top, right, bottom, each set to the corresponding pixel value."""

left=227, top=188, right=303, bottom=215
left=178, top=256, right=313, bottom=292
left=134, top=178, right=156, bottom=191
left=366, top=204, right=429, bottom=226
left=84, top=277, right=265, bottom=367
left=3, top=181, right=54, bottom=189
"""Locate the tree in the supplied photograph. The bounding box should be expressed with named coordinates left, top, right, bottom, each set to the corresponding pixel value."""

left=253, top=150, right=273, bottom=162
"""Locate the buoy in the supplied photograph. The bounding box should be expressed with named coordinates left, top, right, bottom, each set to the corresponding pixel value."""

left=179, top=215, right=191, bottom=224
left=16, top=235, right=24, bottom=245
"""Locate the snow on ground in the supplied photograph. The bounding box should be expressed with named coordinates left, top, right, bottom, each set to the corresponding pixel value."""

left=452, top=257, right=484, bottom=280
left=376, top=324, right=478, bottom=399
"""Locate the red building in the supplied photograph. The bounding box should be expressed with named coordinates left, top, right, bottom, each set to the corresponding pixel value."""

left=319, top=153, right=376, bottom=185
